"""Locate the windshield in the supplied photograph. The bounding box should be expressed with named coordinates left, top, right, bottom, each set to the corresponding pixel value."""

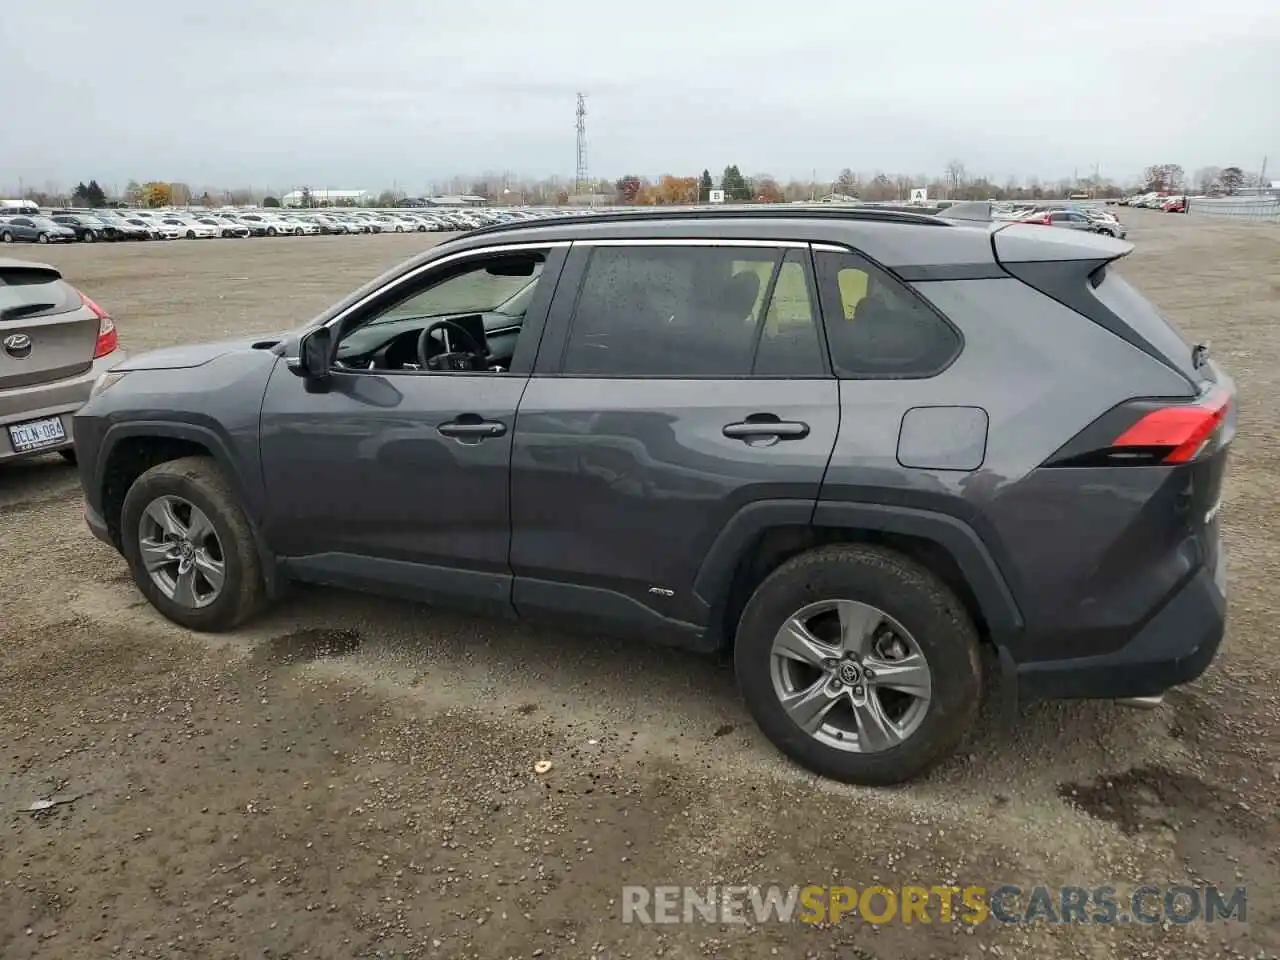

left=492, top=276, right=541, bottom=317
left=370, top=259, right=545, bottom=328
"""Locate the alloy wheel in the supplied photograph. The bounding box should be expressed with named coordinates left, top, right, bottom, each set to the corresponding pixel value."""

left=137, top=495, right=226, bottom=609
left=769, top=599, right=932, bottom=753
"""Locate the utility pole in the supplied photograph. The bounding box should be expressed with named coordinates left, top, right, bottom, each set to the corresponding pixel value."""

left=575, top=93, right=589, bottom=199
left=1260, top=155, right=1269, bottom=190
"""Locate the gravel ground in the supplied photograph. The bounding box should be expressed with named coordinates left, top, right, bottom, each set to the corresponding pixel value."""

left=1, top=213, right=1277, bottom=959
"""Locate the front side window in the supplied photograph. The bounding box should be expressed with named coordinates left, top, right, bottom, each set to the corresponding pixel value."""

left=817, top=250, right=960, bottom=378
left=333, top=251, right=547, bottom=374
left=561, top=244, right=824, bottom=377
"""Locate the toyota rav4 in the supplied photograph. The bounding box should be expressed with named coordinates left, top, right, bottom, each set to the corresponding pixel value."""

left=72, top=205, right=1234, bottom=785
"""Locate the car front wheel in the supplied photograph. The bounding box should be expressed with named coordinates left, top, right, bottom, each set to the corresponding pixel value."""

left=1, top=231, right=12, bottom=243
left=734, top=544, right=981, bottom=786
left=119, top=456, right=267, bottom=632
left=37, top=233, right=49, bottom=243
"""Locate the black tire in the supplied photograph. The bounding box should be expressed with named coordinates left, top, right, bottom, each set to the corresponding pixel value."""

left=186, top=230, right=196, bottom=240
left=267, top=226, right=277, bottom=237
left=734, top=544, right=981, bottom=786
left=37, top=233, right=49, bottom=243
left=0, top=231, right=12, bottom=243
left=58, top=448, right=78, bottom=464
left=294, top=227, right=303, bottom=236
left=84, top=230, right=97, bottom=243
left=119, top=456, right=267, bottom=632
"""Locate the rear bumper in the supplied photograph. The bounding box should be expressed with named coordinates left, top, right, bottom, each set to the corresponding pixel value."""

left=0, top=352, right=127, bottom=462
left=1015, top=559, right=1226, bottom=700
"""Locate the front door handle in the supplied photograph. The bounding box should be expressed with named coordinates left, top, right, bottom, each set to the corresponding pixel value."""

left=723, top=416, right=810, bottom=441
left=438, top=417, right=507, bottom=440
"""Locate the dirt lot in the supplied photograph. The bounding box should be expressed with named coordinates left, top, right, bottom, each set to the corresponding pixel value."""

left=2, top=213, right=1277, bottom=959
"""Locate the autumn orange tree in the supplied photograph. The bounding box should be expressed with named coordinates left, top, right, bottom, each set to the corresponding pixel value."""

left=755, top=178, right=784, bottom=203
left=140, top=181, right=173, bottom=207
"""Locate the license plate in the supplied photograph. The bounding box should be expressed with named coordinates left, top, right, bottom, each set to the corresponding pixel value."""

left=8, top=416, right=66, bottom=453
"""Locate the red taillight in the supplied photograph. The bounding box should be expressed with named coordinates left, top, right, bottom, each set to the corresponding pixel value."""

left=1112, top=389, right=1230, bottom=463
left=81, top=291, right=118, bottom=358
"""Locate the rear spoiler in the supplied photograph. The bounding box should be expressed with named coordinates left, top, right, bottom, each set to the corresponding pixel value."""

left=991, top=221, right=1134, bottom=262
left=0, top=260, right=62, bottom=285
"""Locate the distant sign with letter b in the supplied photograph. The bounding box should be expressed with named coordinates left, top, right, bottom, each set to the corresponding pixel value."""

left=709, top=190, right=726, bottom=204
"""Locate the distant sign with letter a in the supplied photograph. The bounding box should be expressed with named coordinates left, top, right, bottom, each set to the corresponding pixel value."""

left=909, top=188, right=928, bottom=204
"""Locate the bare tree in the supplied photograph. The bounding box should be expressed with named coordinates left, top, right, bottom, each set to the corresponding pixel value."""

left=943, top=160, right=967, bottom=197
left=1219, top=166, right=1245, bottom=194
left=1194, top=166, right=1222, bottom=194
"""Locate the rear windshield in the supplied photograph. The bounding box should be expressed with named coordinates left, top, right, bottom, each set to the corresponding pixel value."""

left=0, top=269, right=81, bottom=319
left=1089, top=266, right=1197, bottom=377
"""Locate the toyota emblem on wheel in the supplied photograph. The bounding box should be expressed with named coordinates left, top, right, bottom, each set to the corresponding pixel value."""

left=3, top=333, right=32, bottom=358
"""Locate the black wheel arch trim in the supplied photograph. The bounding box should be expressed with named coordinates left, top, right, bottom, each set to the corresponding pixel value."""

left=95, top=420, right=280, bottom=597
left=693, top=498, right=1024, bottom=644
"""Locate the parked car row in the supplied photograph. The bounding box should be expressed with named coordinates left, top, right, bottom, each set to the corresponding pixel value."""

left=0, top=205, right=588, bottom=244
left=1117, top=193, right=1187, bottom=212
left=989, top=202, right=1127, bottom=237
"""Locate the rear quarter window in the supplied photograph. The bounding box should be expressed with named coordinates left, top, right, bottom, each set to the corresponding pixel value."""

left=816, top=250, right=961, bottom=378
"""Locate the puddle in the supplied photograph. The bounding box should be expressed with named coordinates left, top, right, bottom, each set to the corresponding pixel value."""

left=262, top=627, right=362, bottom=664
left=1059, top=766, right=1220, bottom=834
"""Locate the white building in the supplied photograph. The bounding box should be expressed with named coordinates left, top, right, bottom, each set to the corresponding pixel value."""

left=281, top=189, right=370, bottom=208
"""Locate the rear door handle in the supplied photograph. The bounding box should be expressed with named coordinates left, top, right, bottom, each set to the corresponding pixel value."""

left=723, top=417, right=810, bottom=440
left=438, top=418, right=507, bottom=440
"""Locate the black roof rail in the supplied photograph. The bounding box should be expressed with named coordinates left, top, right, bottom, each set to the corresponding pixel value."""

left=450, top=205, right=954, bottom=244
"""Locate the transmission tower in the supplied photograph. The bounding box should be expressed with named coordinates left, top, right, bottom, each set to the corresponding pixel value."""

left=575, top=93, right=588, bottom=197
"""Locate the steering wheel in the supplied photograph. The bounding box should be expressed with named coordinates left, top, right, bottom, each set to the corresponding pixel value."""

left=416, top=319, right=489, bottom=372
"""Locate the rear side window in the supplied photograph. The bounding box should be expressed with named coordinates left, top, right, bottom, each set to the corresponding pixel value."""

left=562, top=244, right=825, bottom=377
left=0, top=268, right=81, bottom=319
left=815, top=250, right=961, bottom=378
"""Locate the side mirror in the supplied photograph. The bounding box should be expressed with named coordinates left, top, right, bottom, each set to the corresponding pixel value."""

left=292, top=327, right=333, bottom=382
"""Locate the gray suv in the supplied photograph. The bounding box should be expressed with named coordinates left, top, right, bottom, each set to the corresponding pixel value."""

left=72, top=206, right=1233, bottom=785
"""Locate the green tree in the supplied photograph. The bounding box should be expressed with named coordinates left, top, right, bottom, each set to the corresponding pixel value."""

left=262, top=195, right=281, bottom=207
left=698, top=169, right=713, bottom=202
left=71, top=181, right=91, bottom=205
left=721, top=165, right=750, bottom=201
left=85, top=180, right=107, bottom=207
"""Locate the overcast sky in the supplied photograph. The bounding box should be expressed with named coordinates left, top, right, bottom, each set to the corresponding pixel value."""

left=4, top=0, right=1278, bottom=193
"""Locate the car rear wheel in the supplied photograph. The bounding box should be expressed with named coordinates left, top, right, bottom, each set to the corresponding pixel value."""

left=84, top=230, right=97, bottom=242
left=734, top=544, right=981, bottom=785
left=1, top=231, right=12, bottom=243
left=266, top=227, right=277, bottom=237
left=120, top=456, right=267, bottom=632
left=294, top=227, right=303, bottom=236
